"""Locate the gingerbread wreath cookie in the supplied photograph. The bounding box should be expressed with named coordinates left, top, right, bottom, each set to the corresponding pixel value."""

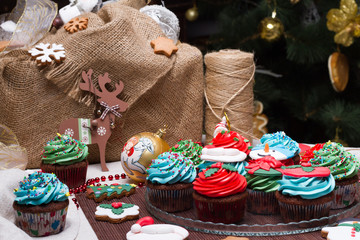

left=86, top=183, right=136, bottom=203
left=321, top=220, right=360, bottom=239
left=95, top=202, right=139, bottom=224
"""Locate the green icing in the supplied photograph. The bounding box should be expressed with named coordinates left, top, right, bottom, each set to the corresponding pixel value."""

left=88, top=184, right=135, bottom=198
left=250, top=168, right=282, bottom=176
left=170, top=140, right=204, bottom=167
left=246, top=174, right=281, bottom=193
left=99, top=203, right=134, bottom=215
left=42, top=134, right=88, bottom=165
left=205, top=168, right=219, bottom=177
left=222, top=164, right=238, bottom=172
left=310, top=142, right=359, bottom=180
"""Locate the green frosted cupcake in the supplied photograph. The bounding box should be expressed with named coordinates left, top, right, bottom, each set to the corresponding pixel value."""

left=170, top=139, right=204, bottom=167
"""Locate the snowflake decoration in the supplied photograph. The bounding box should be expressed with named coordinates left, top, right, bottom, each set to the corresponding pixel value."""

left=64, top=17, right=88, bottom=33
left=28, top=43, right=65, bottom=65
left=82, top=136, right=89, bottom=143
left=64, top=128, right=74, bottom=137
left=97, top=126, right=106, bottom=136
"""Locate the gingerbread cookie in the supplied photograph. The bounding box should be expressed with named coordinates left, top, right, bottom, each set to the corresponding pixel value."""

left=150, top=36, right=178, bottom=57
left=64, top=17, right=88, bottom=33
left=221, top=237, right=249, bottom=240
left=321, top=221, right=360, bottom=239
left=95, top=202, right=139, bottom=223
left=86, top=183, right=136, bottom=203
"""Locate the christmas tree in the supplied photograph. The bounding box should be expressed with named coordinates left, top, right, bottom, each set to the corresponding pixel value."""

left=188, top=0, right=360, bottom=146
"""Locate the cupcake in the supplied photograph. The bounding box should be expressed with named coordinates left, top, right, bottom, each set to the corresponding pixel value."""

left=41, top=134, right=89, bottom=189
left=275, top=163, right=335, bottom=222
left=170, top=139, right=204, bottom=167
left=245, top=156, right=284, bottom=214
left=310, top=141, right=360, bottom=209
left=146, top=151, right=196, bottom=212
left=199, top=117, right=251, bottom=174
left=13, top=171, right=70, bottom=237
left=193, top=162, right=248, bottom=223
left=249, top=131, right=300, bottom=166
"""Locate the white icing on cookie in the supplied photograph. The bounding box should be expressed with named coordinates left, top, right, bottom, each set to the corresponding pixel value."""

left=126, top=224, right=189, bottom=240
left=249, top=149, right=287, bottom=160
left=201, top=147, right=247, bottom=162
left=322, top=221, right=360, bottom=240
left=95, top=205, right=139, bottom=220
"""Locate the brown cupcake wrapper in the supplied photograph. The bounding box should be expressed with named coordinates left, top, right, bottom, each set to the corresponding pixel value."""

left=146, top=186, right=193, bottom=212
left=332, top=181, right=359, bottom=209
left=246, top=189, right=279, bottom=215
left=41, top=161, right=88, bottom=189
left=278, top=200, right=332, bottom=223
left=14, top=205, right=68, bottom=237
left=193, top=194, right=247, bottom=224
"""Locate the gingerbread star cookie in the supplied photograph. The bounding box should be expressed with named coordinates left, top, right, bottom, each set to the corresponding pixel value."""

left=150, top=36, right=178, bottom=57
left=95, top=202, right=139, bottom=224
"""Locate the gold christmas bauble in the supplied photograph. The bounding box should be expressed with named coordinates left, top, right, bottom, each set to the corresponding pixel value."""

left=185, top=6, right=199, bottom=22
left=120, top=128, right=170, bottom=182
left=259, top=17, right=284, bottom=41
left=328, top=52, right=349, bottom=92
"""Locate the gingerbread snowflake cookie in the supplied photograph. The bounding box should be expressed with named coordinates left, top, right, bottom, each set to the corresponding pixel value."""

left=95, top=202, right=139, bottom=223
left=86, top=183, right=136, bottom=203
left=321, top=220, right=360, bottom=239
left=28, top=43, right=65, bottom=65
left=64, top=17, right=88, bottom=33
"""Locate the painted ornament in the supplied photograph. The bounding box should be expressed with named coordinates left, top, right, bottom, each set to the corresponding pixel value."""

left=121, top=127, right=170, bottom=182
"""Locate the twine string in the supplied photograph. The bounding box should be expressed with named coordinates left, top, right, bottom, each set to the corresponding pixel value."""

left=204, top=49, right=256, bottom=142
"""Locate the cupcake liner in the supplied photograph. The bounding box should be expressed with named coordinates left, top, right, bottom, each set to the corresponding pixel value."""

left=146, top=187, right=193, bottom=212
left=193, top=194, right=247, bottom=224
left=278, top=200, right=332, bottom=223
left=246, top=189, right=279, bottom=215
left=14, top=205, right=68, bottom=237
left=41, top=161, right=88, bottom=189
left=332, top=181, right=359, bottom=209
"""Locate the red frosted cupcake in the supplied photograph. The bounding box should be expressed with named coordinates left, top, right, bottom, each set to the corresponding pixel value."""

left=41, top=134, right=89, bottom=189
left=193, top=162, right=248, bottom=223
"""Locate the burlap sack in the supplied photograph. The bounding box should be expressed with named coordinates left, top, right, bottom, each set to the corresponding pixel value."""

left=0, top=0, right=204, bottom=169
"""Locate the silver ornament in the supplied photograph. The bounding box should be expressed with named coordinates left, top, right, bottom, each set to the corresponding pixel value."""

left=140, top=5, right=180, bottom=43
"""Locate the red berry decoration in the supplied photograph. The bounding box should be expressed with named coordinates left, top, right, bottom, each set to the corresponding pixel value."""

left=138, top=182, right=144, bottom=187
left=95, top=177, right=100, bottom=183
left=108, top=175, right=114, bottom=181
left=121, top=173, right=126, bottom=179
left=104, top=184, right=108, bottom=186
left=96, top=183, right=101, bottom=186
left=111, top=202, right=123, bottom=208
left=115, top=174, right=120, bottom=180
left=101, top=176, right=106, bottom=181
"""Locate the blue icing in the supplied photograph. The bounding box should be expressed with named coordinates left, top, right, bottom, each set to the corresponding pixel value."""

left=14, top=172, right=69, bottom=205
left=197, top=161, right=248, bottom=176
left=252, top=131, right=300, bottom=158
left=277, top=175, right=335, bottom=199
left=146, top=151, right=196, bottom=184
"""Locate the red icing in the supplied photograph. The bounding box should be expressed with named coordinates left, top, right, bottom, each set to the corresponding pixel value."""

left=111, top=202, right=123, bottom=208
left=282, top=165, right=331, bottom=177
left=300, top=143, right=325, bottom=163
left=193, top=162, right=247, bottom=197
left=245, top=156, right=284, bottom=174
left=205, top=131, right=251, bottom=154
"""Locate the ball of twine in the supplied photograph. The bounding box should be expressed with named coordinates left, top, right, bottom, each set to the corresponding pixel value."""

left=204, top=49, right=256, bottom=143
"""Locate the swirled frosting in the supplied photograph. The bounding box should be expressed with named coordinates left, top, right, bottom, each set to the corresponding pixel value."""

left=310, top=141, right=359, bottom=180
left=170, top=140, right=204, bottom=167
left=146, top=152, right=196, bottom=184
left=246, top=175, right=281, bottom=192
left=198, top=161, right=248, bottom=176
left=277, top=174, right=335, bottom=199
left=250, top=131, right=300, bottom=160
left=14, top=172, right=69, bottom=205
left=193, top=162, right=247, bottom=197
left=41, top=134, right=89, bottom=165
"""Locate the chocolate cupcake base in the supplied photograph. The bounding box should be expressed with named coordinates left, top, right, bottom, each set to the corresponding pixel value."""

left=193, top=191, right=248, bottom=224
left=246, top=189, right=279, bottom=215
left=41, top=160, right=88, bottom=189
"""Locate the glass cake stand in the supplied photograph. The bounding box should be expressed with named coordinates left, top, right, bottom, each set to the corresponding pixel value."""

left=145, top=192, right=360, bottom=236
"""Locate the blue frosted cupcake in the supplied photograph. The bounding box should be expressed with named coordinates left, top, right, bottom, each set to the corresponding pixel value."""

left=13, top=172, right=70, bottom=237
left=145, top=151, right=196, bottom=212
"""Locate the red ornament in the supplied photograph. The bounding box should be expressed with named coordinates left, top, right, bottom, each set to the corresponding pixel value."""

left=121, top=173, right=126, bottom=179
left=101, top=176, right=106, bottom=181
left=72, top=198, right=77, bottom=203
left=115, top=174, right=120, bottom=180
left=96, top=183, right=101, bottom=186
left=95, top=177, right=100, bottom=183
left=138, top=182, right=144, bottom=187
left=69, top=189, right=73, bottom=194
left=108, top=175, right=114, bottom=180
left=75, top=203, right=79, bottom=209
